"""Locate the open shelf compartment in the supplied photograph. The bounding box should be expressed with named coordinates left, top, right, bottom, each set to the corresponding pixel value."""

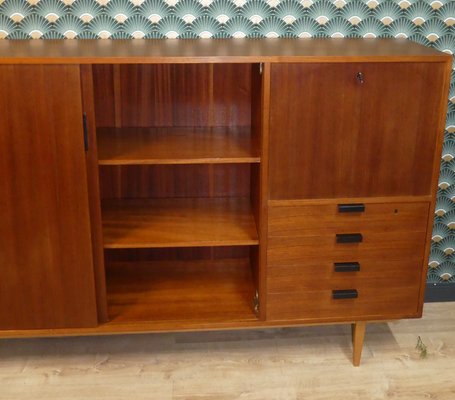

left=106, top=253, right=258, bottom=325
left=88, top=62, right=265, bottom=326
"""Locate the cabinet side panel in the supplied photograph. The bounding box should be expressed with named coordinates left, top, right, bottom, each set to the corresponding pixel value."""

left=417, top=60, right=453, bottom=313
left=0, top=65, right=98, bottom=330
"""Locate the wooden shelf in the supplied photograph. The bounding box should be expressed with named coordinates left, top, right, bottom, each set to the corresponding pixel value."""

left=106, top=259, right=257, bottom=325
left=102, top=198, right=259, bottom=249
left=97, top=127, right=260, bottom=165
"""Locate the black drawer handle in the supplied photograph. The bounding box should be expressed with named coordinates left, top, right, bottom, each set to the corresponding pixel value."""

left=334, top=262, right=360, bottom=272
left=332, top=289, right=358, bottom=300
left=338, top=203, right=365, bottom=213
left=336, top=233, right=363, bottom=243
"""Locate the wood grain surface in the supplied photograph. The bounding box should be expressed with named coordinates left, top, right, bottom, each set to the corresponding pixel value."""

left=0, top=39, right=449, bottom=64
left=0, top=65, right=98, bottom=330
left=269, top=62, right=446, bottom=199
left=267, top=257, right=423, bottom=293
left=92, top=64, right=252, bottom=128
left=0, top=302, right=453, bottom=399
left=0, top=40, right=450, bottom=360
left=106, top=259, right=257, bottom=324
left=99, top=164, right=252, bottom=199
left=97, top=126, right=259, bottom=165
left=352, top=321, right=367, bottom=366
left=267, top=285, right=420, bottom=321
left=417, top=60, right=453, bottom=315
left=267, top=230, right=427, bottom=264
left=268, top=201, right=430, bottom=236
left=80, top=65, right=109, bottom=323
left=102, top=198, right=259, bottom=248
left=250, top=62, right=271, bottom=321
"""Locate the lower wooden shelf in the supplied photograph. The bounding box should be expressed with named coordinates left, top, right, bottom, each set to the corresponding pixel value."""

left=106, top=259, right=258, bottom=325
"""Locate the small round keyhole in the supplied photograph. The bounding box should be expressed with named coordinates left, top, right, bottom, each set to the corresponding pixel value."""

left=356, top=72, right=364, bottom=84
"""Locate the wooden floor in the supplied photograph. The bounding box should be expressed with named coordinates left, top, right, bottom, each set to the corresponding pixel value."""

left=1, top=302, right=454, bottom=400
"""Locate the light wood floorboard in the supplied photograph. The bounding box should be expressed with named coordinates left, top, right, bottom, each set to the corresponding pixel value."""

left=0, top=302, right=454, bottom=400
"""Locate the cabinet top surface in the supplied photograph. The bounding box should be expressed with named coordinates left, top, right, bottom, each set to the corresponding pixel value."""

left=0, top=39, right=449, bottom=64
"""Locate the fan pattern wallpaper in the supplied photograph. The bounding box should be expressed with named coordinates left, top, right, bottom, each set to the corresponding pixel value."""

left=0, top=0, right=454, bottom=284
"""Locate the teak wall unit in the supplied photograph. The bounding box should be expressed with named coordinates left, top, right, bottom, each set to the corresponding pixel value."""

left=0, top=39, right=451, bottom=366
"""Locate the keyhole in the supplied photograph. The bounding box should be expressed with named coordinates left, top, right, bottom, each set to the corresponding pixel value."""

left=356, top=72, right=364, bottom=84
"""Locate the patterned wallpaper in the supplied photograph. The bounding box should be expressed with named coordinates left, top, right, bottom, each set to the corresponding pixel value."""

left=0, top=0, right=454, bottom=284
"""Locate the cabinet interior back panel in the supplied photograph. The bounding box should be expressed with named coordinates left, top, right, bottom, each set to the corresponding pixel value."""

left=269, top=62, right=446, bottom=199
left=92, top=64, right=252, bottom=128
left=99, top=164, right=251, bottom=200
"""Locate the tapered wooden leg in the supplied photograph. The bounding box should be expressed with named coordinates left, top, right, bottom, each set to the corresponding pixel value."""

left=351, top=321, right=367, bottom=367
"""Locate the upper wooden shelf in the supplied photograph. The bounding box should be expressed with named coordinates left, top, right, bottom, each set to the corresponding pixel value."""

left=0, top=39, right=449, bottom=64
left=97, top=126, right=259, bottom=165
left=102, top=197, right=259, bottom=249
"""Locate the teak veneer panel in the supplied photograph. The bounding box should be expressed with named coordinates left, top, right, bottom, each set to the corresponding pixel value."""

left=0, top=39, right=448, bottom=64
left=92, top=64, right=252, bottom=128
left=102, top=198, right=259, bottom=248
left=268, top=201, right=430, bottom=236
left=80, top=65, right=109, bottom=323
left=267, top=230, right=428, bottom=265
left=0, top=39, right=450, bottom=367
left=267, top=285, right=420, bottom=322
left=269, top=62, right=447, bottom=199
left=99, top=164, right=252, bottom=199
left=268, top=257, right=423, bottom=293
left=106, top=259, right=257, bottom=324
left=0, top=65, right=98, bottom=330
left=97, top=127, right=259, bottom=165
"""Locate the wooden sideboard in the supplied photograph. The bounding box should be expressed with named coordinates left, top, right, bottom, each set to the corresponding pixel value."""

left=0, top=39, right=451, bottom=366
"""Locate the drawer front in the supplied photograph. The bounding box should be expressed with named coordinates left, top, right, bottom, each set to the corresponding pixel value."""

left=268, top=257, right=423, bottom=293
left=266, top=200, right=428, bottom=321
left=267, top=230, right=427, bottom=266
left=267, top=285, right=420, bottom=321
left=268, top=201, right=430, bottom=237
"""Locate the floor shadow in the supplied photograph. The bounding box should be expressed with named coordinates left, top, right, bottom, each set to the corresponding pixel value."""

left=0, top=322, right=402, bottom=364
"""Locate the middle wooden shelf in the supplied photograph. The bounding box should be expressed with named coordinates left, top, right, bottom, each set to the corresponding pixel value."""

left=97, top=126, right=260, bottom=165
left=102, top=197, right=259, bottom=249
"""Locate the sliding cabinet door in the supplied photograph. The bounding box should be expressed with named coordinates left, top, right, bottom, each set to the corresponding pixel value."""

left=0, top=65, right=98, bottom=330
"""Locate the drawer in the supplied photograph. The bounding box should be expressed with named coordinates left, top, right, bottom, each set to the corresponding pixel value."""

left=266, top=200, right=428, bottom=321
left=268, top=201, right=430, bottom=237
left=267, top=230, right=427, bottom=266
left=268, top=257, right=423, bottom=293
left=267, top=284, right=420, bottom=322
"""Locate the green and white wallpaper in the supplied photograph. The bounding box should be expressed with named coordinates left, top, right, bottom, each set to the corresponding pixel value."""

left=0, top=0, right=454, bottom=284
